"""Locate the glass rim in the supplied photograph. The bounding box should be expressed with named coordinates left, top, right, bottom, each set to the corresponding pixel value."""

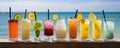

left=32, top=20, right=42, bottom=21
left=103, top=18, right=114, bottom=19
left=57, top=18, right=65, bottom=20
left=103, top=18, right=114, bottom=21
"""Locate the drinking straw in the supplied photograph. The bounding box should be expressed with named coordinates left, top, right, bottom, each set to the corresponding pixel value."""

left=74, top=9, right=78, bottom=18
left=48, top=9, right=49, bottom=20
left=9, top=7, right=11, bottom=38
left=24, top=9, right=27, bottom=19
left=102, top=10, right=106, bottom=22
left=102, top=10, right=108, bottom=29
left=34, top=11, right=37, bottom=20
left=9, top=7, right=11, bottom=19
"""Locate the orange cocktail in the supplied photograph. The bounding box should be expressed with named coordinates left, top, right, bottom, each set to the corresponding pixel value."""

left=68, top=18, right=78, bottom=39
left=8, top=19, right=18, bottom=41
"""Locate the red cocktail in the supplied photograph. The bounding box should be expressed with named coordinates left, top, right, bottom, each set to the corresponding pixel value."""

left=8, top=19, right=18, bottom=41
left=44, top=20, right=54, bottom=42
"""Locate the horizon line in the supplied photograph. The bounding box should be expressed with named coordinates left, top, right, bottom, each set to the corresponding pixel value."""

left=0, top=11, right=120, bottom=12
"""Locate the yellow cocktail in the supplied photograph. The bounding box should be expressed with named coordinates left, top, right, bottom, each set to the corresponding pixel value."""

left=80, top=19, right=89, bottom=39
left=92, top=20, right=101, bottom=39
left=21, top=19, right=30, bottom=41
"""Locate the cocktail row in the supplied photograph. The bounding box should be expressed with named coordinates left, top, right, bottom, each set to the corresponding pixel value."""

left=8, top=7, right=114, bottom=42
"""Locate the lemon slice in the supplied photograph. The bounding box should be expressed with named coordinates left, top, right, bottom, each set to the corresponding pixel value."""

left=14, top=13, right=22, bottom=21
left=28, top=12, right=35, bottom=20
left=52, top=14, right=59, bottom=20
left=76, top=13, right=82, bottom=21
left=88, top=12, right=97, bottom=22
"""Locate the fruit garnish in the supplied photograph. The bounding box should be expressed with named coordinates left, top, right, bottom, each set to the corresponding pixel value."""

left=33, top=22, right=42, bottom=28
left=14, top=13, right=22, bottom=21
left=28, top=12, right=35, bottom=20
left=52, top=13, right=59, bottom=20
left=76, top=13, right=82, bottom=21
left=88, top=12, right=97, bottom=22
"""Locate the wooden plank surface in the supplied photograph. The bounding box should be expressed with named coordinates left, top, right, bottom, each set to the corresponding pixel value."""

left=0, top=42, right=120, bottom=48
left=0, top=39, right=120, bottom=48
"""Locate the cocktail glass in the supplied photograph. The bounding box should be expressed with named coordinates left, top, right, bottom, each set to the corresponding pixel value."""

left=104, top=18, right=114, bottom=41
left=32, top=20, right=42, bottom=41
left=80, top=19, right=90, bottom=41
left=21, top=19, right=30, bottom=42
left=92, top=19, right=102, bottom=41
left=44, top=20, right=54, bottom=42
left=68, top=18, right=78, bottom=40
left=56, top=19, right=66, bottom=41
left=8, top=19, right=18, bottom=41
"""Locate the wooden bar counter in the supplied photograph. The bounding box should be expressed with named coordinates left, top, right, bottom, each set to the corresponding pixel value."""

left=0, top=39, right=120, bottom=48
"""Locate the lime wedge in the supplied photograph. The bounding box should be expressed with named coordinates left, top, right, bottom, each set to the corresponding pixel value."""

left=76, top=13, right=82, bottom=21
left=35, top=23, right=41, bottom=28
left=88, top=12, right=97, bottom=22
left=52, top=14, right=59, bottom=20
left=14, top=13, right=22, bottom=21
left=28, top=12, right=35, bottom=20
left=33, top=21, right=42, bottom=29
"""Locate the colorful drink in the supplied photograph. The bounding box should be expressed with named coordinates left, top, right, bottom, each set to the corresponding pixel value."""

left=8, top=19, right=18, bottom=41
left=68, top=18, right=78, bottom=39
left=104, top=19, right=114, bottom=40
left=80, top=19, right=89, bottom=39
left=32, top=20, right=42, bottom=41
left=44, top=20, right=53, bottom=36
left=44, top=20, right=54, bottom=42
left=56, top=19, right=66, bottom=39
left=92, top=20, right=101, bottom=39
left=21, top=19, right=30, bottom=41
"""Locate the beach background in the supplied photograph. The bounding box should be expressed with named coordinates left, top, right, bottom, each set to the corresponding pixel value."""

left=0, top=12, right=120, bottom=40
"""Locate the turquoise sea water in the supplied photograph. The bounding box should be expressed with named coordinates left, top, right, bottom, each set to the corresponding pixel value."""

left=0, top=12, right=120, bottom=39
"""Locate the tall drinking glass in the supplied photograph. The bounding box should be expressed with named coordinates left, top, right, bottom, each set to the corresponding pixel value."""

left=21, top=19, right=30, bottom=42
left=44, top=20, right=54, bottom=42
left=104, top=18, right=114, bottom=41
left=56, top=19, right=66, bottom=40
left=68, top=18, right=78, bottom=40
left=8, top=19, right=18, bottom=41
left=80, top=19, right=90, bottom=41
left=92, top=19, right=102, bottom=41
left=32, top=20, right=42, bottom=41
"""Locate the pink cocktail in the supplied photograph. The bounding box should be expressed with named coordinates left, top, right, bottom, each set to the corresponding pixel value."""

left=44, top=20, right=54, bottom=42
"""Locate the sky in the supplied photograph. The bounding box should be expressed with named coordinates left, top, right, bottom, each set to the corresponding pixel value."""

left=0, top=0, right=120, bottom=12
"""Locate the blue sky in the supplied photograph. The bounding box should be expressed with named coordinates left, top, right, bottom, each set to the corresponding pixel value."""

left=0, top=0, right=120, bottom=12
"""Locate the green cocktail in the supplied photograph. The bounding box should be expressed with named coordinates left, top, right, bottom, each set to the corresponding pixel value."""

left=104, top=19, right=114, bottom=41
left=32, top=20, right=42, bottom=41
